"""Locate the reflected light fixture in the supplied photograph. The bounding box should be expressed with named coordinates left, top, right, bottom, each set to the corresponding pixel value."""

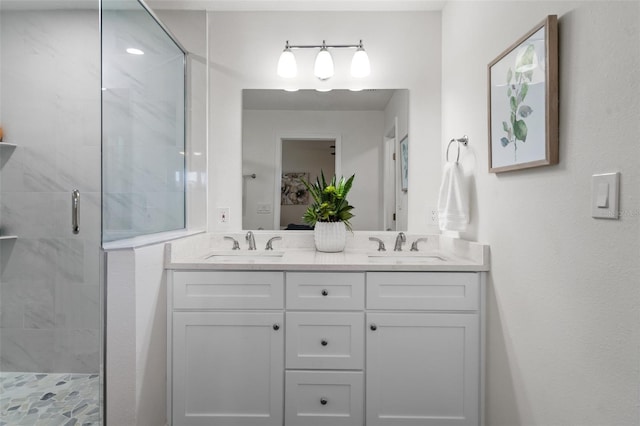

left=277, top=39, right=370, bottom=80
left=126, top=47, right=144, bottom=55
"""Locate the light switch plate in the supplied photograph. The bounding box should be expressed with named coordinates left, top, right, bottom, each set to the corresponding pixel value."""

left=591, top=172, right=620, bottom=219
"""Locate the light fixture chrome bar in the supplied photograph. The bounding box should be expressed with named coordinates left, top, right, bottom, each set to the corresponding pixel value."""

left=286, top=40, right=364, bottom=50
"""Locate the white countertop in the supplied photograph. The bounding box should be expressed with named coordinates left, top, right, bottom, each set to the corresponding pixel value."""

left=165, top=231, right=490, bottom=272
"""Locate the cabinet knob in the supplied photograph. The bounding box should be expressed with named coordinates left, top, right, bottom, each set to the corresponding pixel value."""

left=273, top=323, right=280, bottom=331
left=320, top=397, right=328, bottom=406
left=321, top=339, right=328, bottom=346
left=321, top=289, right=329, bottom=296
left=370, top=324, right=377, bottom=331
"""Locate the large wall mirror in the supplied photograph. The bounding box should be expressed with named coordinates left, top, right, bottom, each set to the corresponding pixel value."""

left=242, top=89, right=409, bottom=231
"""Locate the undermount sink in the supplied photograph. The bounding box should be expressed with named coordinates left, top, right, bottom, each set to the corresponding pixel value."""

left=367, top=251, right=448, bottom=263
left=205, top=250, right=285, bottom=262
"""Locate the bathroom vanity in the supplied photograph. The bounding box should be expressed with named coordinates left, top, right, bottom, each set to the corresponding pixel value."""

left=165, top=232, right=489, bottom=426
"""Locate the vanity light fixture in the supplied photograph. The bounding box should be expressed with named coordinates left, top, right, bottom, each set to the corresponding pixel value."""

left=277, top=39, right=371, bottom=80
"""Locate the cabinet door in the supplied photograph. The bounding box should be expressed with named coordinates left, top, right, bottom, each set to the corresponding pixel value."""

left=172, top=311, right=284, bottom=426
left=366, top=313, right=479, bottom=426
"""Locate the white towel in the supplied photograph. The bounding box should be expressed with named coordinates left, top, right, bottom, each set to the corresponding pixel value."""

left=437, top=162, right=469, bottom=232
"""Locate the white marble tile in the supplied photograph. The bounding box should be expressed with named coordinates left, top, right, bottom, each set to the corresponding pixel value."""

left=0, top=328, right=55, bottom=372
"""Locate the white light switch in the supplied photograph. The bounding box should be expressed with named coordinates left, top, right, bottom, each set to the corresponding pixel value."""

left=596, top=183, right=609, bottom=208
left=591, top=173, right=620, bottom=219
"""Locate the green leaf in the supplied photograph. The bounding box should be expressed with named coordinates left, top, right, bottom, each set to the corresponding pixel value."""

left=510, top=96, right=517, bottom=112
left=516, top=44, right=536, bottom=70
left=525, top=70, right=534, bottom=81
left=518, top=82, right=529, bottom=103
left=500, top=137, right=510, bottom=147
left=502, top=121, right=510, bottom=132
left=510, top=112, right=516, bottom=126
left=518, top=105, right=533, bottom=118
left=513, top=120, right=528, bottom=142
left=506, top=68, right=513, bottom=84
left=507, top=87, right=512, bottom=97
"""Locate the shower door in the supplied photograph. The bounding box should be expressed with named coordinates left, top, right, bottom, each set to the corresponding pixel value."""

left=0, top=1, right=103, bottom=424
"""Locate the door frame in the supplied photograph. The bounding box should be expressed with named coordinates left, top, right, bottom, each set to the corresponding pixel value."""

left=273, top=133, right=342, bottom=230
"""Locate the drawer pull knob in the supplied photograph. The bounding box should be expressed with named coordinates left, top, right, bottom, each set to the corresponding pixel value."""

left=273, top=323, right=280, bottom=331
left=320, top=397, right=328, bottom=406
left=321, top=339, right=328, bottom=346
left=321, top=289, right=329, bottom=296
left=370, top=324, right=377, bottom=331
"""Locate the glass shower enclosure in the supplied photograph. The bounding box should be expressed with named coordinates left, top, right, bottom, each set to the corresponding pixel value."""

left=0, top=0, right=187, bottom=423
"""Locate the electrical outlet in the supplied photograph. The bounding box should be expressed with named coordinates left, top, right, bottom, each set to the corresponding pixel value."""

left=217, top=207, right=230, bottom=223
left=431, top=210, right=438, bottom=223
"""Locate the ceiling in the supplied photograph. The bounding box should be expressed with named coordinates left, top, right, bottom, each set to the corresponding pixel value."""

left=243, top=89, right=399, bottom=111
left=143, top=0, right=446, bottom=11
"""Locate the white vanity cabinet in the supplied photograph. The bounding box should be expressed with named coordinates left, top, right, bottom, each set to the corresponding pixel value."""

left=285, top=272, right=366, bottom=426
left=169, top=271, right=285, bottom=426
left=168, top=268, right=484, bottom=426
left=366, top=272, right=483, bottom=426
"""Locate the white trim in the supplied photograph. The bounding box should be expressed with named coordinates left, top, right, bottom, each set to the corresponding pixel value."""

left=102, top=228, right=205, bottom=251
left=273, top=132, right=342, bottom=230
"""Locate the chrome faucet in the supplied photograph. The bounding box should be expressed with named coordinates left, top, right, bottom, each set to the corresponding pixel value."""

left=393, top=232, right=406, bottom=251
left=246, top=231, right=256, bottom=250
left=265, top=236, right=282, bottom=250
left=224, top=236, right=240, bottom=250
left=410, top=237, right=428, bottom=251
left=369, top=237, right=386, bottom=251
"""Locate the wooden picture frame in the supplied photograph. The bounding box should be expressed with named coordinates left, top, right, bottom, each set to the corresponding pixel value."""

left=488, top=15, right=558, bottom=173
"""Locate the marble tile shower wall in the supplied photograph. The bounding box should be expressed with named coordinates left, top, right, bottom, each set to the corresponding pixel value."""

left=102, top=10, right=186, bottom=242
left=0, top=10, right=102, bottom=373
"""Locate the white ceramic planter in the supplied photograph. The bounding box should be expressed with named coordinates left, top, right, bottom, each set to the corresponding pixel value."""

left=314, top=221, right=347, bottom=252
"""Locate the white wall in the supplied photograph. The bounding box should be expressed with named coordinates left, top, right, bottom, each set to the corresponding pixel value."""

left=442, top=1, right=640, bottom=424
left=106, top=244, right=167, bottom=426
left=209, top=11, right=441, bottom=232
left=242, top=109, right=384, bottom=230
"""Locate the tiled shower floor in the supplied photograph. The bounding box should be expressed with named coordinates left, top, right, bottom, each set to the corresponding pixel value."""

left=0, top=372, right=101, bottom=425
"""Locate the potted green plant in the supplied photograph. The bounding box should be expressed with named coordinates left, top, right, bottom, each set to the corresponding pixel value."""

left=301, top=171, right=355, bottom=252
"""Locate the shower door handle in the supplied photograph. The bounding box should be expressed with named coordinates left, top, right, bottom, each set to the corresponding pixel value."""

left=72, top=190, right=80, bottom=234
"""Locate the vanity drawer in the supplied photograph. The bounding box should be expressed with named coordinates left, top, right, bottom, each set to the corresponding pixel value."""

left=172, top=271, right=284, bottom=309
left=285, top=370, right=364, bottom=426
left=286, top=272, right=365, bottom=310
left=286, top=312, right=364, bottom=370
left=367, top=272, right=480, bottom=311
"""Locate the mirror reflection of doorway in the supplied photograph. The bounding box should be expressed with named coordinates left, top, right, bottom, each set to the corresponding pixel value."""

left=278, top=138, right=336, bottom=229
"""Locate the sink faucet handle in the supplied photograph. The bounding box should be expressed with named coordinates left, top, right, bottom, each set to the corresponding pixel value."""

left=224, top=236, right=240, bottom=250
left=394, top=232, right=406, bottom=251
left=369, top=237, right=386, bottom=251
left=410, top=237, right=429, bottom=251
left=265, top=236, right=282, bottom=250
left=245, top=231, right=256, bottom=250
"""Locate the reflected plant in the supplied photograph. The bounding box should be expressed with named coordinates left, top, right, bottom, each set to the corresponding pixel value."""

left=501, top=43, right=536, bottom=161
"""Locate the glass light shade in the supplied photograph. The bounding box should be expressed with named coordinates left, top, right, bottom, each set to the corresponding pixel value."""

left=351, top=48, right=370, bottom=78
left=277, top=49, right=297, bottom=78
left=314, top=48, right=334, bottom=81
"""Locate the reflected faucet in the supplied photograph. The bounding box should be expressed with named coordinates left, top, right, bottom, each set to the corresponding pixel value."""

left=394, top=232, right=406, bottom=251
left=246, top=231, right=256, bottom=250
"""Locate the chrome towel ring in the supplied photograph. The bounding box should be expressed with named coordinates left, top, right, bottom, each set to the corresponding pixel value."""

left=446, top=135, right=469, bottom=163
